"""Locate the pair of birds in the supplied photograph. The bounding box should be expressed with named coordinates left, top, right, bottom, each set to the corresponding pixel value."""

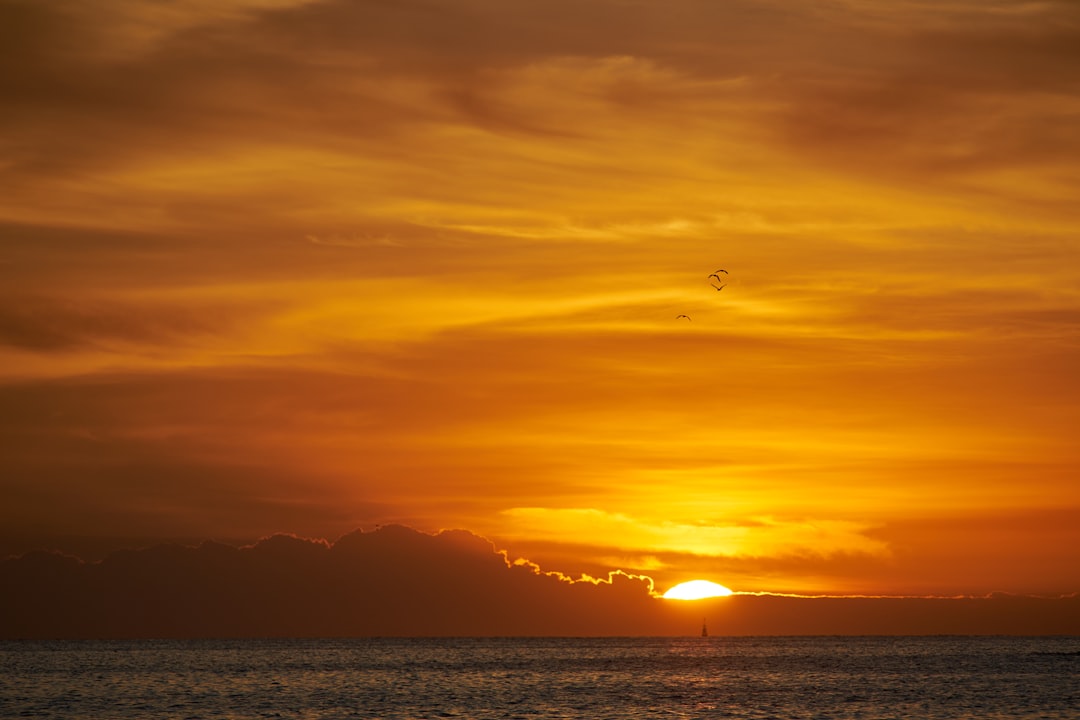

left=676, top=269, right=727, bottom=321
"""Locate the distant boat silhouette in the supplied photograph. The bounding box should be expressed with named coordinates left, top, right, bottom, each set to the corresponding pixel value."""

left=701, top=618, right=708, bottom=637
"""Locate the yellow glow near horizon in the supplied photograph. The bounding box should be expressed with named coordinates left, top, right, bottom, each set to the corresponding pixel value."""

left=663, top=580, right=734, bottom=600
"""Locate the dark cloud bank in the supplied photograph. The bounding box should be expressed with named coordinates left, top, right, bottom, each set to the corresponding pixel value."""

left=2, top=526, right=1076, bottom=638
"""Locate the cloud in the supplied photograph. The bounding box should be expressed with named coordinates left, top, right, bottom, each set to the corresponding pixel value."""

left=1, top=525, right=660, bottom=638
left=760, top=4, right=1080, bottom=198
left=494, top=506, right=1080, bottom=598
left=0, top=294, right=261, bottom=352
left=1, top=0, right=1077, bottom=601
left=0, top=367, right=407, bottom=545
left=4, top=0, right=1077, bottom=240
left=500, top=507, right=889, bottom=559
left=2, top=525, right=1076, bottom=638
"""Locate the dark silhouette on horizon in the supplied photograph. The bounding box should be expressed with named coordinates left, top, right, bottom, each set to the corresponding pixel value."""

left=2, top=525, right=1077, bottom=639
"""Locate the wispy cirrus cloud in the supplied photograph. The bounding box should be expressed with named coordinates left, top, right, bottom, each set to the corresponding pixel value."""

left=500, top=507, right=889, bottom=561
left=1, top=0, right=1078, bottom=599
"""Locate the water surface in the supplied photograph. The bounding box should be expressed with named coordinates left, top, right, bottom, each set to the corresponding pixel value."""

left=2, top=636, right=1077, bottom=719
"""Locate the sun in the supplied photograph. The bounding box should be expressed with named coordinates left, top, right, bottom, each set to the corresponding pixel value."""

left=662, top=580, right=734, bottom=600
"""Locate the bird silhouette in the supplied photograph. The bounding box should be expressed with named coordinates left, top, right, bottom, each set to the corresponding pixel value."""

left=714, top=269, right=728, bottom=274
left=707, top=273, right=724, bottom=282
left=676, top=314, right=692, bottom=321
left=711, top=283, right=726, bottom=291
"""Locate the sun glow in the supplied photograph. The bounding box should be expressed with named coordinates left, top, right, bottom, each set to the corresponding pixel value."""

left=662, top=580, right=734, bottom=600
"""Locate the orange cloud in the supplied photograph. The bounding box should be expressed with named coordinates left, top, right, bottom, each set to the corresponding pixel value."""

left=1, top=0, right=1078, bottom=601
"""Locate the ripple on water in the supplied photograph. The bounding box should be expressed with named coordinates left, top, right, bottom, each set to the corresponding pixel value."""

left=1, top=637, right=1078, bottom=719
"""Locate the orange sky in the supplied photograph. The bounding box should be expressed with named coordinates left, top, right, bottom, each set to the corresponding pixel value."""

left=1, top=0, right=1078, bottom=599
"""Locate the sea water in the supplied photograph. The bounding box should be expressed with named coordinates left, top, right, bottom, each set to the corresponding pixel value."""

left=1, top=636, right=1077, bottom=719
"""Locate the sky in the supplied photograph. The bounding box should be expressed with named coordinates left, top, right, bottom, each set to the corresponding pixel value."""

left=2, top=0, right=1079, bottom=610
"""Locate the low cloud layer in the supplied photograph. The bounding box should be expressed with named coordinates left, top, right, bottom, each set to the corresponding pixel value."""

left=3, top=526, right=1076, bottom=638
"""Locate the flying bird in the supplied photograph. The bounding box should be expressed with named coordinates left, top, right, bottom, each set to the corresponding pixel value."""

left=714, top=269, right=728, bottom=274
left=707, top=273, right=724, bottom=282
left=676, top=314, right=692, bottom=321
left=711, top=283, right=726, bottom=291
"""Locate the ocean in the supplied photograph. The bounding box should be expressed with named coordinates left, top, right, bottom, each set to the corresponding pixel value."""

left=1, top=636, right=1077, bottom=719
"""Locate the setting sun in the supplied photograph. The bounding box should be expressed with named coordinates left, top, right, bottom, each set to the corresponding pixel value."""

left=662, top=580, right=734, bottom=600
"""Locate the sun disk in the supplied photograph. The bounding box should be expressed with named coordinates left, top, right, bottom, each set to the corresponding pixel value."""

left=663, top=580, right=734, bottom=600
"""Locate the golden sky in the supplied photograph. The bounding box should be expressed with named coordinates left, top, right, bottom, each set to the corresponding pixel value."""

left=1, top=0, right=1078, bottom=597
